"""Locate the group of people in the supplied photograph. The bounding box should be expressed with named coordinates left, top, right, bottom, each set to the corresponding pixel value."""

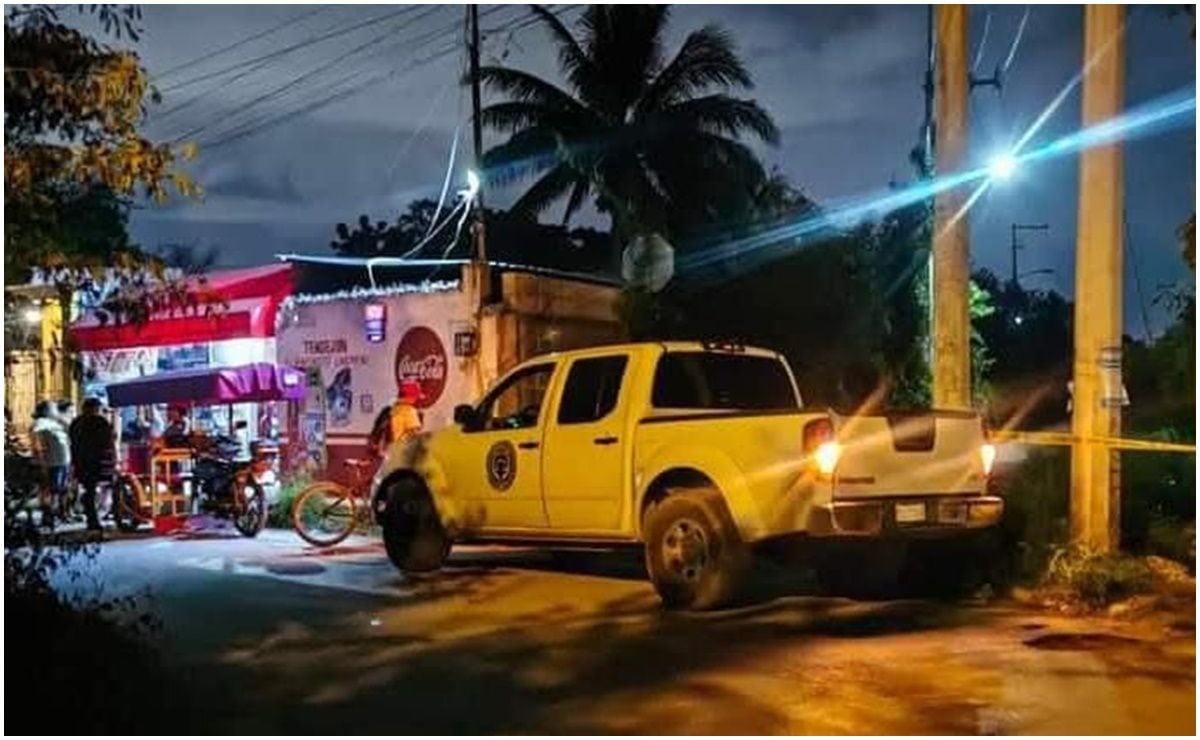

left=23, top=380, right=423, bottom=532
left=29, top=397, right=115, bottom=531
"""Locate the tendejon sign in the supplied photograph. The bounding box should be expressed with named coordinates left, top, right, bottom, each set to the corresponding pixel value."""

left=276, top=290, right=472, bottom=440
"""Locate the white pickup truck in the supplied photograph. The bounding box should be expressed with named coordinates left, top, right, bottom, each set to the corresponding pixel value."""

left=372, top=341, right=1001, bottom=609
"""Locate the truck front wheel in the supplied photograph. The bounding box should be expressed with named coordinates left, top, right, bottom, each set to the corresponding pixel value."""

left=644, top=490, right=749, bottom=610
left=381, top=478, right=451, bottom=574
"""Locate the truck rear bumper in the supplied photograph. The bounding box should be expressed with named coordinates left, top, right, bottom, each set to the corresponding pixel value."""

left=807, top=495, right=1003, bottom=537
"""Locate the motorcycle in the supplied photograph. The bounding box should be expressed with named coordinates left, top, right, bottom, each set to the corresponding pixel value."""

left=113, top=432, right=269, bottom=537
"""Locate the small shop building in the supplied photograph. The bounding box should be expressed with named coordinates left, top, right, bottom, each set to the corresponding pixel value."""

left=275, top=258, right=624, bottom=479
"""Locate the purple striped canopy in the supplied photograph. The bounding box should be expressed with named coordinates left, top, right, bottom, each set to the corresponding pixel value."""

left=105, top=363, right=306, bottom=407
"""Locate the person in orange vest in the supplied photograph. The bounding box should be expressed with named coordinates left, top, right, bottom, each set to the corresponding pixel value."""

left=367, top=380, right=424, bottom=460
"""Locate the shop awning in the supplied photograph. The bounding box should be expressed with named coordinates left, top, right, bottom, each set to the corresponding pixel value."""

left=69, top=264, right=293, bottom=352
left=105, top=363, right=306, bottom=407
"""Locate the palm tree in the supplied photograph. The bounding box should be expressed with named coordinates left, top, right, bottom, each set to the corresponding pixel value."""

left=480, top=5, right=778, bottom=254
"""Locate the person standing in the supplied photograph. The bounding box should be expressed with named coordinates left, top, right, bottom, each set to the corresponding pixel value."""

left=367, top=380, right=424, bottom=460
left=31, top=401, right=70, bottom=529
left=53, top=400, right=78, bottom=520
left=68, top=398, right=116, bottom=532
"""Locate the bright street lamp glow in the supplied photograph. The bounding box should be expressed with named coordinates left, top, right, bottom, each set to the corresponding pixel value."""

left=22, top=307, right=41, bottom=325
left=988, top=152, right=1018, bottom=180
left=466, top=169, right=481, bottom=195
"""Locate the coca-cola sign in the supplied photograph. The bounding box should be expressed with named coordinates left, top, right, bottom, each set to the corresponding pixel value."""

left=394, top=326, right=446, bottom=409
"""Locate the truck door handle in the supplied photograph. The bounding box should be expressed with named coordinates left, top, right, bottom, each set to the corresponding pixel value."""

left=517, top=441, right=539, bottom=450
left=593, top=436, right=618, bottom=445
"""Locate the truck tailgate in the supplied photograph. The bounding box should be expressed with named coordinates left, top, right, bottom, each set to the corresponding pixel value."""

left=832, top=412, right=988, bottom=499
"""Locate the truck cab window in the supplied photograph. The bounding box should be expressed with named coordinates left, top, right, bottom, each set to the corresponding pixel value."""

left=476, top=364, right=555, bottom=431
left=557, top=355, right=629, bottom=424
left=651, top=352, right=798, bottom=410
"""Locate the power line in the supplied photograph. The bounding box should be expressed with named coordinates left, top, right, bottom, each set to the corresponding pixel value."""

left=171, top=6, right=445, bottom=144
left=160, top=6, right=419, bottom=93
left=972, top=9, right=992, bottom=73
left=1001, top=6, right=1031, bottom=75
left=1125, top=210, right=1155, bottom=340
left=179, top=7, right=467, bottom=145
left=195, top=6, right=516, bottom=150
left=153, top=5, right=332, bottom=81
left=200, top=41, right=463, bottom=151
left=151, top=8, right=365, bottom=127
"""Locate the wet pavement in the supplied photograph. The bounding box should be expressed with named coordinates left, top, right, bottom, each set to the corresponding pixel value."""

left=51, top=528, right=1197, bottom=734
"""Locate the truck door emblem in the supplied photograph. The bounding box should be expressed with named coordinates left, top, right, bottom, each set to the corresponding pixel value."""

left=486, top=441, right=516, bottom=491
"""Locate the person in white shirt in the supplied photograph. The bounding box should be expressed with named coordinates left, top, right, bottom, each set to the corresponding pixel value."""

left=31, top=401, right=70, bottom=528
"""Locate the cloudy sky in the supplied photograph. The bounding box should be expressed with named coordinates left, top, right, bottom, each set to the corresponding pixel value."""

left=109, top=4, right=1194, bottom=334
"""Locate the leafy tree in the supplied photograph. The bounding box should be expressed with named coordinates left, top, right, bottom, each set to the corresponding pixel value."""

left=4, top=4, right=198, bottom=283
left=480, top=5, right=778, bottom=259
left=330, top=200, right=442, bottom=258
left=329, top=199, right=613, bottom=275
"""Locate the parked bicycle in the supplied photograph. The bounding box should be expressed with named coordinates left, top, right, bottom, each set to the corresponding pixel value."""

left=290, top=459, right=375, bottom=547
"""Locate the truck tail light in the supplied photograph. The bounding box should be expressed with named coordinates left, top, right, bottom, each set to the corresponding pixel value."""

left=979, top=417, right=996, bottom=476
left=980, top=443, right=997, bottom=476
left=804, top=418, right=841, bottom=475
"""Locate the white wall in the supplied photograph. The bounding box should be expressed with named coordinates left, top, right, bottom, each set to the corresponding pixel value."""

left=276, top=289, right=476, bottom=438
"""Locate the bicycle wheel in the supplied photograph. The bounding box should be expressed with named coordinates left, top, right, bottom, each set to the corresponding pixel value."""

left=292, top=482, right=358, bottom=547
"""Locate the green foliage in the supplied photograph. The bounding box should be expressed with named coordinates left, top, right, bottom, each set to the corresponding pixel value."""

left=4, top=4, right=198, bottom=283
left=657, top=181, right=932, bottom=411
left=968, top=278, right=996, bottom=406
left=329, top=200, right=615, bottom=276
left=1044, top=545, right=1155, bottom=608
left=480, top=5, right=778, bottom=254
left=267, top=473, right=313, bottom=529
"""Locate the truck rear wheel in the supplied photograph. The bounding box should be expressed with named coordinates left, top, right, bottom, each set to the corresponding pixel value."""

left=381, top=479, right=451, bottom=574
left=644, top=489, right=749, bottom=611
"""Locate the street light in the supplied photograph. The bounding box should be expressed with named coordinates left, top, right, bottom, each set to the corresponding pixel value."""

left=987, top=152, right=1019, bottom=180
left=22, top=306, right=41, bottom=325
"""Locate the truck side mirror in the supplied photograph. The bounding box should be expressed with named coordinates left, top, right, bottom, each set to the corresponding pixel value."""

left=453, top=404, right=477, bottom=428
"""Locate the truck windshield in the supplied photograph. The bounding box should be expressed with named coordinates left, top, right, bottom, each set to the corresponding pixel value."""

left=651, top=352, right=798, bottom=410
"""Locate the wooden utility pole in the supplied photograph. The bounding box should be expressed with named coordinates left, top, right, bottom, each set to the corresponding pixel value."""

left=467, top=4, right=487, bottom=263
left=931, top=4, right=972, bottom=410
left=1072, top=4, right=1126, bottom=551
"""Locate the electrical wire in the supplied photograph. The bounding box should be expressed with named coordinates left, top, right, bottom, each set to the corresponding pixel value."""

left=1001, top=6, right=1031, bottom=75
left=153, top=5, right=332, bottom=81
left=972, top=9, right=992, bottom=73
left=160, top=6, right=420, bottom=93
left=1125, top=209, right=1155, bottom=340
left=199, top=41, right=462, bottom=150
left=172, top=6, right=444, bottom=144
left=194, top=5, right=517, bottom=151
left=424, top=121, right=462, bottom=238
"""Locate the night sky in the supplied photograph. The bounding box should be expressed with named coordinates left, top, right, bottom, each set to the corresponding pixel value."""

left=110, top=4, right=1194, bottom=334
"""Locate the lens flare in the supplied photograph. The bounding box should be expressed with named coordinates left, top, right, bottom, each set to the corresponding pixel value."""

left=987, top=153, right=1018, bottom=180
left=676, top=88, right=1195, bottom=278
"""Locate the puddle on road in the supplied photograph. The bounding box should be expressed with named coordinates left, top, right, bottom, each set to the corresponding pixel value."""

left=1024, top=632, right=1143, bottom=651
left=263, top=560, right=327, bottom=576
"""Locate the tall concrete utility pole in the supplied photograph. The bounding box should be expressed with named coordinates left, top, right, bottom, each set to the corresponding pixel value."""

left=932, top=4, right=972, bottom=410
left=1072, top=4, right=1126, bottom=551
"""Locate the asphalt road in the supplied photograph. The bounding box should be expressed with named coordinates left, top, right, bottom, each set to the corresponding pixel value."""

left=50, top=527, right=1197, bottom=734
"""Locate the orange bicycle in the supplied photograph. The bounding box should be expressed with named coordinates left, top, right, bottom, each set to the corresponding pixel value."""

left=290, top=459, right=376, bottom=547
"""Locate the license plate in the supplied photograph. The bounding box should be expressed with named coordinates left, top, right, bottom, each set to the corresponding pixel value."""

left=895, top=502, right=927, bottom=524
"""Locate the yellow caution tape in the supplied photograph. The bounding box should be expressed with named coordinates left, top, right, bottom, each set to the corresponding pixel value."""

left=993, top=429, right=1196, bottom=454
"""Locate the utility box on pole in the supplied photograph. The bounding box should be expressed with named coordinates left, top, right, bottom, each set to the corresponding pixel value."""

left=1072, top=4, right=1126, bottom=552
left=932, top=4, right=972, bottom=410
